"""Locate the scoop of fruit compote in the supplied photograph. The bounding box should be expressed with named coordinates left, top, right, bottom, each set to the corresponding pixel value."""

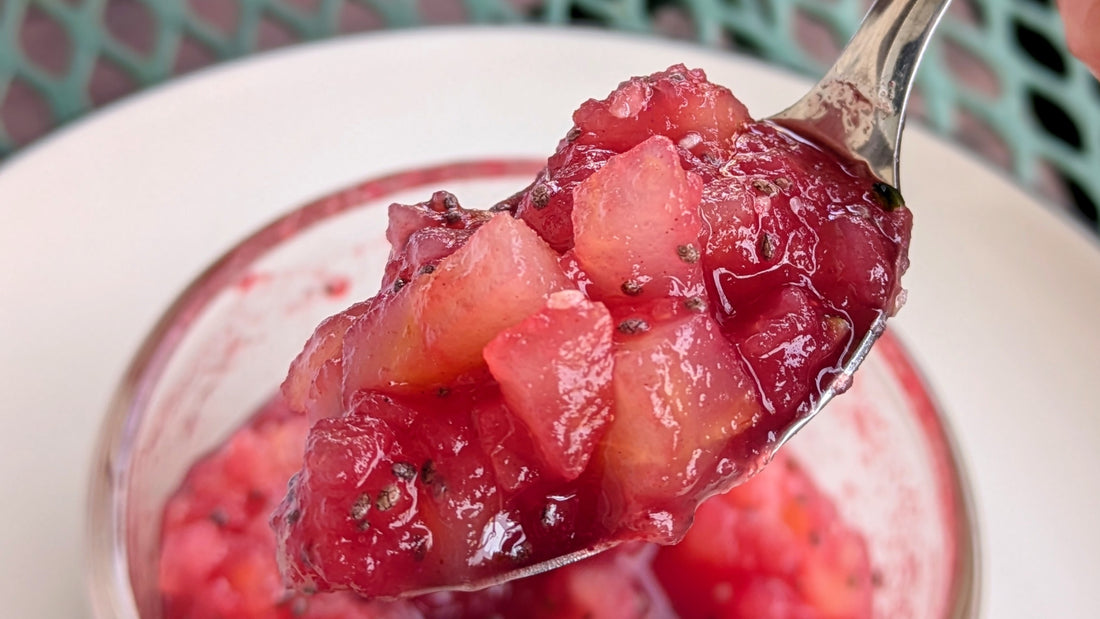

left=271, top=65, right=911, bottom=599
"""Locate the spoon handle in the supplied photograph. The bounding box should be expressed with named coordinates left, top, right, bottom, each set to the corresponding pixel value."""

left=770, top=0, right=952, bottom=189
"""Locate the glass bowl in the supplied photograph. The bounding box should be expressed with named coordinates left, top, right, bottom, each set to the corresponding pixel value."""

left=86, top=160, right=980, bottom=618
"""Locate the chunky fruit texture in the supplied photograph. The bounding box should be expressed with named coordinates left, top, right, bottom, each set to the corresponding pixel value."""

left=161, top=399, right=872, bottom=618
left=273, top=64, right=911, bottom=598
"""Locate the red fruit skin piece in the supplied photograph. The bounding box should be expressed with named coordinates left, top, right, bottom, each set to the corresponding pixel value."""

left=484, top=289, right=614, bottom=480
left=814, top=214, right=908, bottom=318
left=341, top=213, right=573, bottom=395
left=696, top=122, right=911, bottom=334
left=394, top=396, right=517, bottom=576
left=571, top=135, right=706, bottom=306
left=274, top=388, right=551, bottom=600
left=514, top=144, right=617, bottom=253
left=160, top=400, right=421, bottom=619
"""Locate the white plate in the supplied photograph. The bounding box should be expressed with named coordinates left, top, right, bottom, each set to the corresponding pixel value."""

left=1, top=27, right=1098, bottom=618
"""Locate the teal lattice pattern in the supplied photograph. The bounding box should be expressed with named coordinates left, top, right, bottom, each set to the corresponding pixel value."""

left=1, top=0, right=1098, bottom=227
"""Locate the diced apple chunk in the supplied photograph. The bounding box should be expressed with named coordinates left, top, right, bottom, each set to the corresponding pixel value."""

left=600, top=304, right=759, bottom=540
left=419, top=215, right=573, bottom=366
left=571, top=135, right=705, bottom=304
left=340, top=286, right=425, bottom=395
left=342, top=214, right=573, bottom=394
left=484, top=290, right=614, bottom=480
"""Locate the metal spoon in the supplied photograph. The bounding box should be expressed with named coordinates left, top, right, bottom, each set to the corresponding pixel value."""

left=771, top=0, right=951, bottom=189
left=770, top=0, right=951, bottom=451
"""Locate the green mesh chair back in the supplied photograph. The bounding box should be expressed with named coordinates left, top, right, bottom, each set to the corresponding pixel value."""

left=1, top=0, right=1097, bottom=229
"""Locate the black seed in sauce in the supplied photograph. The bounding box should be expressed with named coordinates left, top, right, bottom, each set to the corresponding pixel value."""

left=392, top=462, right=417, bottom=481
left=375, top=485, right=400, bottom=511
left=618, top=318, right=651, bottom=335
left=530, top=184, right=551, bottom=209
left=621, top=280, right=644, bottom=296
left=350, top=494, right=371, bottom=521
left=676, top=244, right=700, bottom=263
left=421, top=460, right=437, bottom=485
left=758, top=233, right=776, bottom=261
left=684, top=296, right=707, bottom=313
left=752, top=178, right=779, bottom=196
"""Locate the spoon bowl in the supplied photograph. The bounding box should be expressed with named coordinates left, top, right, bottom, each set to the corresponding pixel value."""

left=769, top=0, right=952, bottom=452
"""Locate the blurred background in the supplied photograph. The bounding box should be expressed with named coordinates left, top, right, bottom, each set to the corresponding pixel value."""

left=1, top=0, right=1097, bottom=231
